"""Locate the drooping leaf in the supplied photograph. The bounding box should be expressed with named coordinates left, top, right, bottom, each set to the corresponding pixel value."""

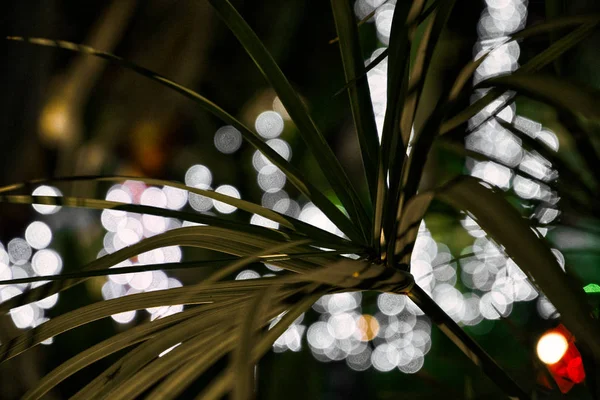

left=0, top=280, right=273, bottom=363
left=232, top=285, right=276, bottom=400
left=441, top=20, right=599, bottom=134
left=479, top=74, right=600, bottom=120
left=438, top=176, right=600, bottom=361
left=192, top=291, right=322, bottom=400
left=0, top=248, right=353, bottom=287
left=0, top=174, right=360, bottom=250
left=207, top=0, right=371, bottom=241
left=5, top=37, right=364, bottom=244
left=21, top=305, right=208, bottom=400
left=0, top=226, right=318, bottom=315
left=496, top=118, right=597, bottom=198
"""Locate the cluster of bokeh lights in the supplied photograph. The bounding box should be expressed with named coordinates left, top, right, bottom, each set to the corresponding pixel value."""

left=466, top=0, right=561, bottom=323
left=0, top=185, right=64, bottom=342
left=100, top=181, right=185, bottom=324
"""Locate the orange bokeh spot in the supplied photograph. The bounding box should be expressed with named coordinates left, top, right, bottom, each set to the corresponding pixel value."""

left=356, top=314, right=380, bottom=342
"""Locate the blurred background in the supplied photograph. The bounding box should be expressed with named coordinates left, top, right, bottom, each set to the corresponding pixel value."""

left=0, top=0, right=599, bottom=398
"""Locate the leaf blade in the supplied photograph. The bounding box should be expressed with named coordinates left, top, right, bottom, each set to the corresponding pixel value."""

left=330, top=0, right=380, bottom=215
left=206, top=0, right=371, bottom=241
left=438, top=177, right=600, bottom=361
left=5, top=36, right=364, bottom=244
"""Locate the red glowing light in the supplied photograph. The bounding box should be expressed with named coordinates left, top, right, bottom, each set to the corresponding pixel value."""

left=542, top=324, right=586, bottom=393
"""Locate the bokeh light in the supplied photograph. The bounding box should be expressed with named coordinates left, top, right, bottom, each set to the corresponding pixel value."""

left=537, top=332, right=568, bottom=364
left=32, top=185, right=63, bottom=214
left=255, top=111, right=284, bottom=139
left=214, top=125, right=242, bottom=154
left=213, top=185, right=241, bottom=214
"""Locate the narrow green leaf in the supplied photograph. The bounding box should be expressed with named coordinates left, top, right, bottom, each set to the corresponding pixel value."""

left=496, top=118, right=597, bottom=197
left=333, top=49, right=388, bottom=97
left=393, top=192, right=434, bottom=264
left=332, top=0, right=440, bottom=96
left=403, top=0, right=455, bottom=146
left=387, top=1, right=456, bottom=268
left=5, top=36, right=364, bottom=244
left=438, top=177, right=600, bottom=361
left=0, top=284, right=245, bottom=363
left=232, top=286, right=276, bottom=400
left=100, top=322, right=236, bottom=400
left=511, top=14, right=600, bottom=40
left=107, top=287, right=303, bottom=400
left=479, top=73, right=600, bottom=120
left=0, top=226, right=317, bottom=315
left=202, top=239, right=311, bottom=283
left=437, top=138, right=599, bottom=218
left=289, top=259, right=413, bottom=294
left=408, top=284, right=530, bottom=399
left=0, top=193, right=297, bottom=240
left=0, top=238, right=319, bottom=366
left=192, top=291, right=322, bottom=400
left=330, top=0, right=380, bottom=215
left=441, top=20, right=599, bottom=134
left=0, top=174, right=359, bottom=249
left=0, top=250, right=348, bottom=287
left=388, top=98, right=448, bottom=270
left=380, top=0, right=422, bottom=168
left=329, top=8, right=376, bottom=45
left=22, top=306, right=207, bottom=400
left=207, top=0, right=371, bottom=242
left=75, top=297, right=252, bottom=399
left=376, top=1, right=420, bottom=260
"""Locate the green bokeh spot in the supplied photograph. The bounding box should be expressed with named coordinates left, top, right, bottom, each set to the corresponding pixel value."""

left=584, top=283, right=600, bottom=293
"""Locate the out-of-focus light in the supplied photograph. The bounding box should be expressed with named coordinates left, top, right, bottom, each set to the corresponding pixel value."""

left=25, top=221, right=53, bottom=250
left=214, top=185, right=240, bottom=214
left=272, top=97, right=291, bottom=120
left=537, top=332, right=568, bottom=365
left=377, top=293, right=406, bottom=316
left=185, top=164, right=212, bottom=187
left=584, top=283, right=600, bottom=293
left=250, top=214, right=279, bottom=229
left=32, top=249, right=62, bottom=276
left=188, top=184, right=214, bottom=212
left=255, top=111, right=284, bottom=139
left=129, top=271, right=153, bottom=290
left=140, top=187, right=167, bottom=208
left=163, top=186, right=188, bottom=210
left=257, top=165, right=287, bottom=193
left=8, top=238, right=32, bottom=265
left=236, top=270, right=260, bottom=280
left=10, top=305, right=35, bottom=329
left=32, top=186, right=63, bottom=215
left=214, top=126, right=242, bottom=154
left=539, top=325, right=586, bottom=393
left=299, top=204, right=342, bottom=236
left=355, top=314, right=380, bottom=341
left=375, top=8, right=394, bottom=43
left=39, top=102, right=75, bottom=145
left=111, top=310, right=136, bottom=324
